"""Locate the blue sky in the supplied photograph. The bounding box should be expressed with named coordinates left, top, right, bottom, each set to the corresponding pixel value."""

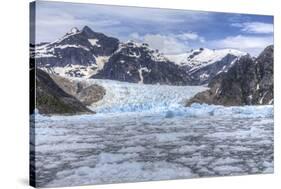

left=35, top=1, right=273, bottom=56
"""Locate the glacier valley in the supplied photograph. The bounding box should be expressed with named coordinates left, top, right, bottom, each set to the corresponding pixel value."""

left=31, top=79, right=273, bottom=187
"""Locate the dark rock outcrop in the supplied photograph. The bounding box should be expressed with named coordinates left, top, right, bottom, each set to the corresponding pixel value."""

left=51, top=74, right=106, bottom=106
left=35, top=26, right=192, bottom=84
left=188, top=53, right=242, bottom=85
left=93, top=42, right=192, bottom=85
left=36, top=69, right=93, bottom=114
left=166, top=48, right=246, bottom=85
left=186, top=45, right=273, bottom=106
left=77, top=85, right=106, bottom=106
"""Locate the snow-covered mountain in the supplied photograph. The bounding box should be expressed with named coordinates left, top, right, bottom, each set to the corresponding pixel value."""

left=34, top=26, right=119, bottom=78
left=166, top=48, right=247, bottom=84
left=93, top=41, right=192, bottom=85
left=187, top=45, right=273, bottom=106
left=33, top=26, right=191, bottom=85
left=33, top=25, right=250, bottom=85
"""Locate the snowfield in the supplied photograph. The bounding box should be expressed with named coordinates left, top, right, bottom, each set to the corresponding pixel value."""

left=165, top=48, right=246, bottom=68
left=31, top=79, right=274, bottom=187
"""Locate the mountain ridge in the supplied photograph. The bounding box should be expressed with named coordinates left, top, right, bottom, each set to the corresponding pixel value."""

left=35, top=69, right=93, bottom=114
left=165, top=48, right=247, bottom=84
left=186, top=45, right=273, bottom=106
left=92, top=41, right=192, bottom=85
left=34, top=26, right=262, bottom=86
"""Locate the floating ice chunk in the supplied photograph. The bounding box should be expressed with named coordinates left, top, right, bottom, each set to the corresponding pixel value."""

left=98, top=153, right=138, bottom=164
left=213, top=165, right=243, bottom=174
left=168, top=103, right=273, bottom=119
left=48, top=161, right=197, bottom=187
left=165, top=110, right=176, bottom=118
left=118, top=146, right=146, bottom=153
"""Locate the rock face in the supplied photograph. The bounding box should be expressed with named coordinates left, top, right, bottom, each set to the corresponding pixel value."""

left=34, top=26, right=194, bottom=85
left=34, top=25, right=271, bottom=89
left=36, top=69, right=93, bottom=114
left=77, top=85, right=106, bottom=106
left=51, top=74, right=106, bottom=106
left=187, top=54, right=242, bottom=85
left=166, top=48, right=246, bottom=85
left=34, top=26, right=192, bottom=85
left=187, top=45, right=273, bottom=106
left=255, top=45, right=274, bottom=104
left=34, top=26, right=119, bottom=77
left=93, top=42, right=192, bottom=85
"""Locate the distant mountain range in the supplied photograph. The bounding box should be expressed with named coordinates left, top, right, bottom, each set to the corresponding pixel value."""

left=31, top=26, right=273, bottom=113
left=33, top=26, right=248, bottom=85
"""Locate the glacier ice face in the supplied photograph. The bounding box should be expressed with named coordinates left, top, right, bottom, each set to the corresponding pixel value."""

left=36, top=77, right=273, bottom=119
left=165, top=103, right=274, bottom=119
left=62, top=78, right=273, bottom=119
left=66, top=78, right=208, bottom=113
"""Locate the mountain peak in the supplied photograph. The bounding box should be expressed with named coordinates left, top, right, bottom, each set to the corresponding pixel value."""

left=166, top=48, right=246, bottom=67
left=82, top=25, right=94, bottom=34
left=61, top=27, right=80, bottom=38
left=71, top=27, right=79, bottom=33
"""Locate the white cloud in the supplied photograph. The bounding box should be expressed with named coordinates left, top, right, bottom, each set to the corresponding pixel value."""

left=35, top=1, right=214, bottom=43
left=35, top=9, right=121, bottom=42
left=209, top=35, right=273, bottom=56
left=129, top=32, right=205, bottom=54
left=231, top=22, right=273, bottom=34
left=143, top=34, right=189, bottom=54
left=85, top=5, right=212, bottom=25
left=129, top=32, right=142, bottom=41
left=178, top=33, right=198, bottom=40
left=129, top=32, right=189, bottom=54
left=177, top=32, right=205, bottom=43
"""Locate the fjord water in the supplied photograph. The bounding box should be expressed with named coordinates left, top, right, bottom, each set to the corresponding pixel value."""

left=31, top=79, right=273, bottom=187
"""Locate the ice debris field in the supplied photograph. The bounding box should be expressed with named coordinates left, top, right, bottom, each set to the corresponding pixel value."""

left=31, top=79, right=274, bottom=187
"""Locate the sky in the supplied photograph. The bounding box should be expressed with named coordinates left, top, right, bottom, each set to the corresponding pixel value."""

left=34, top=1, right=274, bottom=56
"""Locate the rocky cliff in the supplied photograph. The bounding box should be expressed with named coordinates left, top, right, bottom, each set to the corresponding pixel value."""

left=186, top=45, right=273, bottom=106
left=36, top=69, right=93, bottom=114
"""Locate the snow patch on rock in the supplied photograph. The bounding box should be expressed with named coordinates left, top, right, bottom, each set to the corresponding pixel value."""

left=88, top=38, right=101, bottom=47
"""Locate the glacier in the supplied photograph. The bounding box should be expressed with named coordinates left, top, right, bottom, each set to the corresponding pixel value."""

left=31, top=79, right=274, bottom=187
left=65, top=78, right=208, bottom=113
left=53, top=78, right=273, bottom=119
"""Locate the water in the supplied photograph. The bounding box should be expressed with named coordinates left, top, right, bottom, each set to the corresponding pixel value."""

left=31, top=80, right=273, bottom=187
left=31, top=109, right=273, bottom=187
